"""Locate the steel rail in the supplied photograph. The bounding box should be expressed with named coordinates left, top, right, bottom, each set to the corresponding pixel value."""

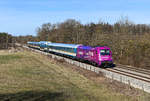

left=106, top=68, right=150, bottom=83
left=116, top=64, right=150, bottom=76
left=117, top=64, right=150, bottom=72
left=114, top=67, right=150, bottom=78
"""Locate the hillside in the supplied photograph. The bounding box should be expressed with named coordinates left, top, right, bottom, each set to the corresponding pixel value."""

left=0, top=49, right=149, bottom=101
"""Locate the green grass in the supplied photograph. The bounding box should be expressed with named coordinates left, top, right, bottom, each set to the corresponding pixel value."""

left=0, top=50, right=149, bottom=101
left=0, top=54, right=22, bottom=64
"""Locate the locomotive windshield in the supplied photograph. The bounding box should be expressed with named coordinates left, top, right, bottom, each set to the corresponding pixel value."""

left=100, top=49, right=110, bottom=55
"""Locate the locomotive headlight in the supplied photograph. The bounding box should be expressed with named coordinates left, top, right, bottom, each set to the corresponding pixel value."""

left=99, top=58, right=102, bottom=61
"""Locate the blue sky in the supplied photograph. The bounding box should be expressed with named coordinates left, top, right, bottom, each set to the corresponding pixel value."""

left=0, top=0, right=150, bottom=36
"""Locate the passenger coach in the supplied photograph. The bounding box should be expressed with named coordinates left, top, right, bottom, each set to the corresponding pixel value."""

left=47, top=43, right=81, bottom=57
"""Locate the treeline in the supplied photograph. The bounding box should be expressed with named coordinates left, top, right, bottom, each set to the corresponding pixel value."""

left=0, top=32, right=13, bottom=49
left=15, top=18, right=150, bottom=68
left=35, top=18, right=150, bottom=68
left=15, top=35, right=38, bottom=44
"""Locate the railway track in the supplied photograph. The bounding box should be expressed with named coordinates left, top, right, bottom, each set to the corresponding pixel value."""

left=113, top=67, right=150, bottom=78
left=106, top=68, right=150, bottom=82
left=117, top=64, right=150, bottom=75
left=22, top=45, right=150, bottom=93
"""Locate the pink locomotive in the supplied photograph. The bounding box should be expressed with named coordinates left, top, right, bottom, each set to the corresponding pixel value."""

left=77, top=46, right=113, bottom=67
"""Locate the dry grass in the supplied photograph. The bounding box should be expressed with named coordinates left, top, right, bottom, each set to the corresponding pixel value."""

left=0, top=50, right=149, bottom=101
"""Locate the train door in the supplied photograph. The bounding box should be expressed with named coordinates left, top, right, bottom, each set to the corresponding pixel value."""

left=95, top=48, right=100, bottom=65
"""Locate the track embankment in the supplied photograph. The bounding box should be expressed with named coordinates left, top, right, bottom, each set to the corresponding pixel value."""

left=23, top=45, right=150, bottom=94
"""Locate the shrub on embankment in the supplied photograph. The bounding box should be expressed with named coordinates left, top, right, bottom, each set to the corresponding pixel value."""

left=104, top=33, right=150, bottom=68
left=0, top=32, right=13, bottom=49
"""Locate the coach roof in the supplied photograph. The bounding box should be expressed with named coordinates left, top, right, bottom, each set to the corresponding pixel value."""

left=47, top=43, right=81, bottom=48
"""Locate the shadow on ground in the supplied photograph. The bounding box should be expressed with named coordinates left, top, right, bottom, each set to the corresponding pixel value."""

left=0, top=91, right=64, bottom=101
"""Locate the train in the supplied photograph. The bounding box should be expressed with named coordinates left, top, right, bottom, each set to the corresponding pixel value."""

left=27, top=41, right=113, bottom=67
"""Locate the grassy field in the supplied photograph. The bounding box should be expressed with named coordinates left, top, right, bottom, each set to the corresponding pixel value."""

left=0, top=50, right=149, bottom=101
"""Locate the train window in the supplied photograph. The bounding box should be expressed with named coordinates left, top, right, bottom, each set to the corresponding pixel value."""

left=62, top=47, right=65, bottom=51
left=57, top=47, right=59, bottom=50
left=68, top=48, right=72, bottom=53
left=59, top=47, right=62, bottom=50
left=67, top=48, right=69, bottom=52
left=71, top=48, right=74, bottom=53
left=73, top=48, right=75, bottom=53
left=100, top=49, right=110, bottom=55
left=60, top=47, right=63, bottom=51
left=70, top=48, right=72, bottom=53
